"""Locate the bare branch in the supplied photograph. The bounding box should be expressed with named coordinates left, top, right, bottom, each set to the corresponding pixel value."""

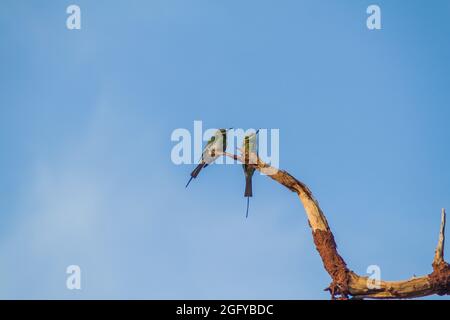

left=433, top=208, right=446, bottom=267
left=217, top=152, right=450, bottom=299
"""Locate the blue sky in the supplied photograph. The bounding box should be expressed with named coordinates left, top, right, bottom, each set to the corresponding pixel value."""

left=1, top=0, right=450, bottom=299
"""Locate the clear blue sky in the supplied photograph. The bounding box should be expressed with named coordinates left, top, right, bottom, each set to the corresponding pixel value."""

left=1, top=0, right=450, bottom=299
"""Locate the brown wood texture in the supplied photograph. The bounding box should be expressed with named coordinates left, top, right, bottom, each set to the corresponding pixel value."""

left=218, top=151, right=450, bottom=299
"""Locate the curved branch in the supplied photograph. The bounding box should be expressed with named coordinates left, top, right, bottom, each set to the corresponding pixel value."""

left=220, top=152, right=450, bottom=299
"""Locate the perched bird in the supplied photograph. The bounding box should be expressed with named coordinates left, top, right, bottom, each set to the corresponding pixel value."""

left=242, top=130, right=259, bottom=218
left=186, top=128, right=229, bottom=188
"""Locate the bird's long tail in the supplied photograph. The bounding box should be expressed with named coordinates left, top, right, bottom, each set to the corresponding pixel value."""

left=244, top=175, right=253, bottom=197
left=186, top=163, right=207, bottom=188
left=246, top=196, right=250, bottom=218
left=185, top=176, right=194, bottom=188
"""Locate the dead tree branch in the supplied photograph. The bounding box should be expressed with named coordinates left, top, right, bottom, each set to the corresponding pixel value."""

left=218, top=151, right=450, bottom=299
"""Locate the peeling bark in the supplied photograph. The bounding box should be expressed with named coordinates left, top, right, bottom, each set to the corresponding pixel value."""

left=312, top=230, right=351, bottom=299
left=216, top=152, right=450, bottom=299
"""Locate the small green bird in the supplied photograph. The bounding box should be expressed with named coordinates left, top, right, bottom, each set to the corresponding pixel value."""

left=242, top=130, right=259, bottom=218
left=186, top=128, right=229, bottom=188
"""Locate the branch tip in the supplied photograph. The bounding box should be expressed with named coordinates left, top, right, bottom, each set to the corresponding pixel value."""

left=433, top=208, right=446, bottom=267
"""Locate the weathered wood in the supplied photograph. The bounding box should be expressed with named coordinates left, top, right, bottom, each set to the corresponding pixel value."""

left=433, top=209, right=446, bottom=267
left=218, top=151, right=450, bottom=299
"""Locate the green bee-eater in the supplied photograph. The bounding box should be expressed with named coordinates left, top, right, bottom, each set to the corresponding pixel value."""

left=242, top=129, right=259, bottom=218
left=186, top=128, right=230, bottom=188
